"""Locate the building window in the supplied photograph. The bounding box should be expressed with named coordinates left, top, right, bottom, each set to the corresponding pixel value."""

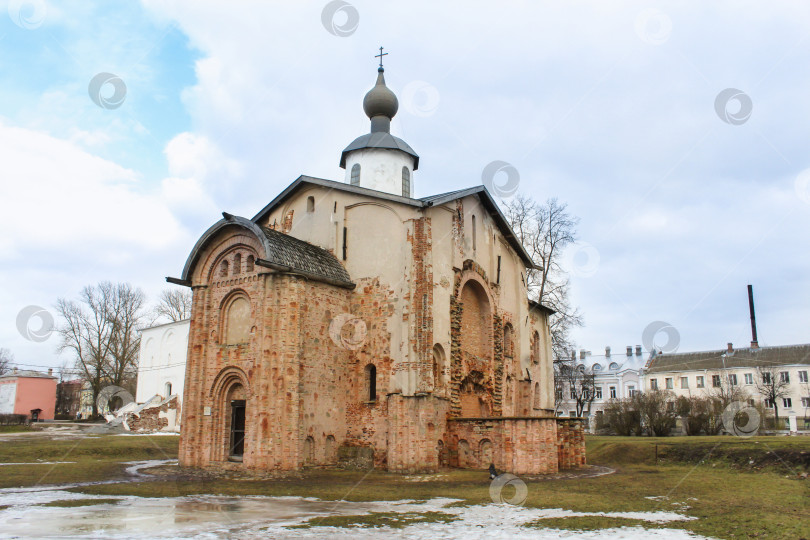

left=471, top=215, right=477, bottom=250
left=665, top=377, right=673, bottom=389
left=164, top=382, right=172, bottom=397
left=609, top=386, right=616, bottom=399
left=628, top=386, right=636, bottom=397
left=595, top=387, right=602, bottom=399
left=780, top=371, right=790, bottom=383
left=401, top=167, right=410, bottom=197
left=650, top=379, right=658, bottom=390
left=728, top=374, right=737, bottom=386
left=801, top=397, right=810, bottom=408
left=680, top=377, right=688, bottom=389
left=364, top=364, right=377, bottom=402
left=350, top=164, right=360, bottom=186
left=762, top=372, right=772, bottom=384
left=233, top=253, right=241, bottom=274
left=533, top=382, right=541, bottom=409
left=503, top=324, right=514, bottom=358
left=744, top=373, right=753, bottom=385
left=799, top=370, right=808, bottom=383
left=220, top=259, right=229, bottom=277
left=747, top=399, right=755, bottom=407
left=764, top=398, right=774, bottom=408
left=531, top=331, right=540, bottom=364
left=783, top=398, right=792, bottom=408
left=307, top=196, right=315, bottom=212
left=712, top=375, right=721, bottom=388
left=696, top=376, right=704, bottom=388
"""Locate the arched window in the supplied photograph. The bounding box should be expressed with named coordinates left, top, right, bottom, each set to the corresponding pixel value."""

left=224, top=296, right=251, bottom=345
left=533, top=382, right=541, bottom=409
left=307, top=196, right=315, bottom=212
left=531, top=331, right=540, bottom=364
left=364, top=363, right=377, bottom=402
left=401, top=167, right=410, bottom=197
left=592, top=363, right=602, bottom=372
left=165, top=382, right=172, bottom=398
left=432, top=344, right=445, bottom=389
left=503, top=324, right=514, bottom=358
left=609, top=362, right=619, bottom=371
left=233, top=253, right=241, bottom=275
left=246, top=255, right=255, bottom=272
left=472, top=215, right=477, bottom=250
left=350, top=164, right=360, bottom=186
left=220, top=259, right=229, bottom=277
left=304, top=436, right=315, bottom=465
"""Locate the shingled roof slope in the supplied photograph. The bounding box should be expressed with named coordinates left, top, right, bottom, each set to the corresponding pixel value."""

left=260, top=226, right=353, bottom=287
left=645, top=344, right=810, bottom=373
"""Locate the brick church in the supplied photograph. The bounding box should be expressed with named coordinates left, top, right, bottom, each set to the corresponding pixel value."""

left=169, top=58, right=585, bottom=474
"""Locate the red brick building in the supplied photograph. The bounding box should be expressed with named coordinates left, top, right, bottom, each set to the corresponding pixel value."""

left=170, top=64, right=585, bottom=474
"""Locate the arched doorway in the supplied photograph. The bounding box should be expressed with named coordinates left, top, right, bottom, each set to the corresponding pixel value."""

left=227, top=384, right=246, bottom=461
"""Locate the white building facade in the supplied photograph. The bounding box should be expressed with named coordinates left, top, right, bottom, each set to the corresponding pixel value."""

left=136, top=319, right=190, bottom=404
left=556, top=345, right=646, bottom=431
left=642, top=343, right=810, bottom=433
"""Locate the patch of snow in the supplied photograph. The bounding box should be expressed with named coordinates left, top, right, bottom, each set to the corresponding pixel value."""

left=123, top=459, right=177, bottom=477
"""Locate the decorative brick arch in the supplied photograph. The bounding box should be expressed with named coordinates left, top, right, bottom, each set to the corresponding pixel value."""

left=209, top=366, right=251, bottom=462
left=450, top=260, right=501, bottom=417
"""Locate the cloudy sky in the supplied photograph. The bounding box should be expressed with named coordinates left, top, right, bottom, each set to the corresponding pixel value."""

left=1, top=0, right=809, bottom=372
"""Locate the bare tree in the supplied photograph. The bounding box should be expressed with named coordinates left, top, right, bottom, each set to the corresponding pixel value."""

left=153, top=288, right=192, bottom=323
left=56, top=282, right=146, bottom=418
left=557, top=358, right=597, bottom=417
left=503, top=195, right=583, bottom=360
left=0, top=348, right=13, bottom=376
left=755, top=366, right=790, bottom=429
left=108, top=283, right=146, bottom=396
left=638, top=390, right=678, bottom=436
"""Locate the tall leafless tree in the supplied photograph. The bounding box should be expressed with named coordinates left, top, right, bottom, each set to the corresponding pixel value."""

left=557, top=358, right=597, bottom=417
left=503, top=194, right=583, bottom=361
left=56, top=282, right=146, bottom=417
left=0, top=348, right=13, bottom=376
left=152, top=288, right=192, bottom=323
left=755, top=366, right=790, bottom=429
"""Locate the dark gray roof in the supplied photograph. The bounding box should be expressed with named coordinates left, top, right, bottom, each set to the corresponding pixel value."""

left=174, top=214, right=354, bottom=289
left=645, top=344, right=810, bottom=374
left=251, top=177, right=538, bottom=270
left=340, top=132, right=419, bottom=170
left=259, top=226, right=353, bottom=287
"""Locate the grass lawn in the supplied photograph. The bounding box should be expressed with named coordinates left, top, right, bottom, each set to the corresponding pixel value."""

left=0, top=432, right=807, bottom=539
left=0, top=433, right=178, bottom=488
left=0, top=425, right=34, bottom=434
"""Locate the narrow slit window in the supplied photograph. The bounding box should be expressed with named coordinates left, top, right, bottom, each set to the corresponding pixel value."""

left=307, top=196, right=315, bottom=212
left=350, top=164, right=360, bottom=186
left=401, top=167, right=410, bottom=197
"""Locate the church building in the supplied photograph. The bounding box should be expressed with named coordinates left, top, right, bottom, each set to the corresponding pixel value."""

left=169, top=58, right=585, bottom=474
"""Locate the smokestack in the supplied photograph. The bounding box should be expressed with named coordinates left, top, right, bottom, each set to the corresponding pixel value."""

left=580, top=349, right=587, bottom=360
left=626, top=346, right=632, bottom=356
left=748, top=284, right=759, bottom=349
left=727, top=343, right=733, bottom=353
left=635, top=345, right=642, bottom=356
left=605, top=346, right=611, bottom=357
left=571, top=350, right=576, bottom=361
left=47, top=368, right=53, bottom=376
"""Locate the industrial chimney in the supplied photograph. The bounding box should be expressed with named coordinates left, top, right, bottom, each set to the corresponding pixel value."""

left=748, top=284, right=759, bottom=349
